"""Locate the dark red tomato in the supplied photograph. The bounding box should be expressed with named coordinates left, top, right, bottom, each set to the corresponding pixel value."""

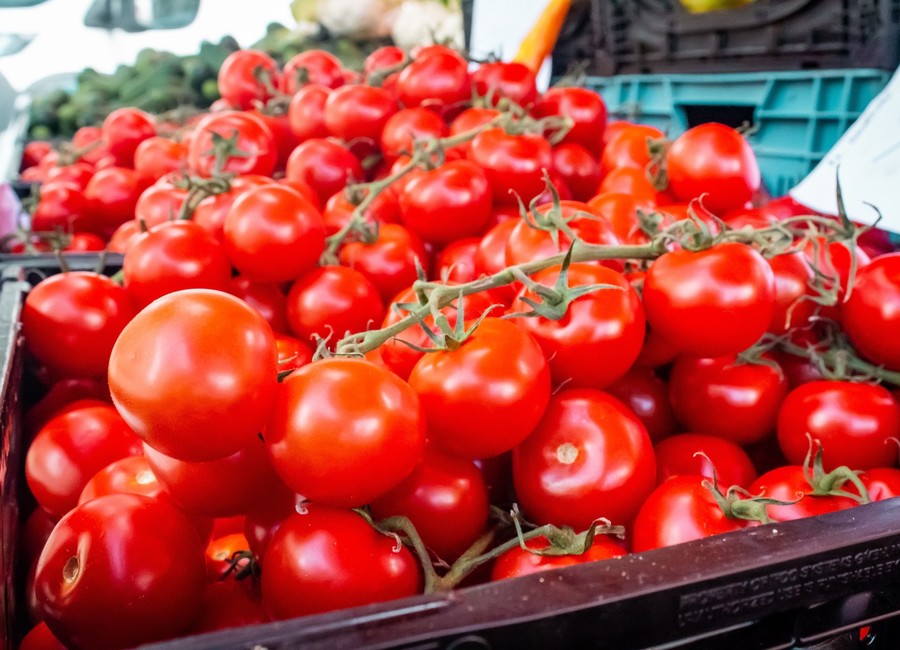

left=777, top=381, right=900, bottom=471
left=666, top=123, right=760, bottom=215
left=600, top=124, right=665, bottom=176
left=227, top=276, right=289, bottom=333
left=513, top=263, right=645, bottom=389
left=606, top=367, right=677, bottom=443
left=108, top=219, right=143, bottom=254
left=472, top=61, right=538, bottom=107
left=275, top=333, right=314, bottom=373
left=243, top=490, right=299, bottom=560
left=133, top=136, right=187, bottom=181
left=470, top=128, right=552, bottom=205
left=44, top=162, right=94, bottom=190
left=365, top=45, right=405, bottom=76
left=409, top=317, right=551, bottom=459
left=287, top=84, right=331, bottom=142
left=35, top=494, right=206, bottom=649
left=285, top=138, right=363, bottom=205
left=31, top=181, right=86, bottom=232
left=587, top=192, right=647, bottom=245
left=63, top=232, right=105, bottom=252
left=631, top=475, right=754, bottom=551
left=262, top=506, right=419, bottom=619
left=370, top=449, right=490, bottom=562
left=223, top=184, right=325, bottom=283
left=266, top=358, right=426, bottom=506
left=281, top=49, right=345, bottom=94
left=514, top=388, right=656, bottom=529
left=597, top=167, right=665, bottom=210
left=434, top=237, right=480, bottom=283
left=749, top=466, right=861, bottom=522
left=491, top=534, right=626, bottom=581
left=396, top=47, right=471, bottom=108
left=133, top=184, right=187, bottom=229
left=655, top=433, right=757, bottom=488
left=768, top=251, right=816, bottom=334
left=772, top=349, right=824, bottom=389
left=19, top=622, right=66, bottom=650
left=217, top=49, right=281, bottom=110
left=338, top=223, right=428, bottom=302
left=449, top=107, right=500, bottom=156
left=398, top=159, right=492, bottom=244
left=26, top=404, right=142, bottom=520
left=861, top=468, right=900, bottom=501
left=102, top=107, right=156, bottom=167
left=82, top=166, right=150, bottom=237
left=551, top=143, right=601, bottom=201
left=533, top=87, right=607, bottom=156
left=108, top=289, right=278, bottom=462
left=251, top=109, right=301, bottom=174
left=186, top=578, right=267, bottom=634
left=669, top=353, right=788, bottom=446
left=843, top=253, right=900, bottom=370
left=285, top=265, right=385, bottom=347
left=324, top=84, right=397, bottom=143
left=78, top=455, right=163, bottom=505
left=21, top=508, right=59, bottom=571
left=380, top=107, right=448, bottom=160
left=643, top=243, right=775, bottom=357
left=24, top=378, right=110, bottom=438
left=22, top=272, right=135, bottom=379
left=187, top=111, right=276, bottom=178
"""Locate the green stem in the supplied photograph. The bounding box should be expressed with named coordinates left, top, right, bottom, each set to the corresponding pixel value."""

left=779, top=340, right=900, bottom=386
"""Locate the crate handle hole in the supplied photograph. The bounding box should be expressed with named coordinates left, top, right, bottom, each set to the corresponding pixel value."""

left=681, top=104, right=757, bottom=131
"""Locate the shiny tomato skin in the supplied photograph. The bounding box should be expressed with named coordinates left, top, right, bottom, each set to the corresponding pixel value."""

left=514, top=388, right=656, bottom=530
left=217, top=49, right=281, bottom=110
left=434, top=237, right=480, bottom=283
left=44, top=162, right=94, bottom=190
left=365, top=45, right=405, bottom=76
left=322, top=188, right=401, bottom=235
left=491, top=535, right=626, bottom=581
left=471, top=61, right=538, bottom=107
left=861, top=467, right=900, bottom=501
left=410, top=317, right=551, bottom=459
left=768, top=251, right=816, bottom=334
left=380, top=107, right=448, bottom=160
left=31, top=181, right=86, bottom=232
left=227, top=276, right=289, bottom=334
left=108, top=220, right=143, bottom=254
left=187, top=111, right=276, bottom=178
left=285, top=138, right=363, bottom=206
left=133, top=184, right=187, bottom=229
left=449, top=107, right=500, bottom=156
left=587, top=192, right=646, bottom=245
left=108, top=289, right=278, bottom=462
left=24, top=378, right=111, bottom=438
left=101, top=107, right=156, bottom=167
left=82, top=166, right=150, bottom=237
left=19, top=622, right=66, bottom=650
left=275, top=333, right=314, bottom=373
left=261, top=505, right=420, bottom=620
left=533, top=87, right=607, bottom=156
left=598, top=167, right=664, bottom=210
left=78, top=455, right=162, bottom=505
left=643, top=243, right=775, bottom=357
left=287, top=84, right=331, bottom=142
left=749, top=466, right=861, bottom=522
left=133, top=136, right=187, bottom=181
left=266, top=358, right=426, bottom=506
left=843, top=253, right=900, bottom=370
left=654, top=433, right=757, bottom=488
left=338, top=223, right=428, bottom=303
left=551, top=142, right=601, bottom=201
left=324, top=84, right=397, bottom=142
left=281, top=49, right=345, bottom=94
left=34, top=494, right=206, bottom=649
left=606, top=367, right=678, bottom=443
left=600, top=124, right=664, bottom=176
left=470, top=128, right=552, bottom=205
left=396, top=48, right=471, bottom=108
left=185, top=579, right=268, bottom=634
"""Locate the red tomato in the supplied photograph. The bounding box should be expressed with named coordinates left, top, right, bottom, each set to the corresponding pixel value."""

left=24, top=378, right=110, bottom=438
left=396, top=47, right=471, bottom=108
left=187, top=111, right=276, bottom=178
left=266, top=358, right=426, bottom=506
left=606, top=367, right=678, bottom=443
left=449, top=107, right=501, bottom=156
left=108, top=289, right=278, bottom=462
left=380, top=107, right=448, bottom=160
left=551, top=142, right=601, bottom=201
left=44, top=162, right=94, bottom=190
left=777, top=381, right=900, bottom=471
left=655, top=433, right=757, bottom=488
left=409, top=317, right=551, bottom=459
left=643, top=243, right=775, bottom=357
left=281, top=49, right=345, bottom=94
left=223, top=184, right=325, bottom=283
left=133, top=136, right=187, bottom=181
left=475, top=217, right=518, bottom=277
left=31, top=181, right=86, bottom=232
left=102, top=107, right=156, bottom=167
left=861, top=467, right=900, bottom=501
left=434, top=237, right=480, bottom=283
left=533, top=87, right=607, bottom=156
left=287, top=84, right=331, bottom=142
left=324, top=84, right=397, bottom=143
left=666, top=123, right=760, bottom=215
left=772, top=349, right=824, bottom=389
left=843, top=253, right=900, bottom=370
left=338, top=223, right=428, bottom=302
left=275, top=333, right=314, bottom=373
left=34, top=494, right=207, bottom=649
left=285, top=138, right=363, bottom=205
left=768, top=251, right=816, bottom=334
left=470, top=128, right=552, bottom=205
left=22, top=272, right=135, bottom=379
left=802, top=237, right=871, bottom=319
left=365, top=45, right=405, bottom=76
left=749, top=466, right=861, bottom=522
left=133, top=183, right=187, bottom=229
left=82, top=166, right=150, bottom=237
left=371, top=449, right=490, bottom=562
left=600, top=124, right=664, bottom=176
left=62, top=232, right=103, bottom=252
left=322, top=187, right=401, bottom=235
left=227, top=276, right=289, bottom=334
left=471, top=61, right=538, bottom=107
left=587, top=192, right=648, bottom=245
left=491, top=535, right=626, bottom=581
left=19, top=622, right=66, bottom=650
left=22, top=140, right=53, bottom=168
left=78, top=455, right=162, bottom=505
left=186, top=579, right=267, bottom=633
left=108, top=219, right=143, bottom=254
left=251, top=109, right=301, bottom=174
left=514, top=388, right=656, bottom=529
left=597, top=167, right=664, bottom=210
left=262, top=506, right=420, bottom=619
left=217, top=49, right=281, bottom=110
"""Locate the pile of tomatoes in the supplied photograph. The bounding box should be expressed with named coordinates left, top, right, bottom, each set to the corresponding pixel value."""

left=14, top=43, right=900, bottom=650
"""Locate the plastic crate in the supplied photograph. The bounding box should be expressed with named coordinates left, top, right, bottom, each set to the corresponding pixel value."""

left=584, top=68, right=892, bottom=198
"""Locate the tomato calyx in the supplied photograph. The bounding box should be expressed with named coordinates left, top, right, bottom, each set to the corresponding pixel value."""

left=801, top=436, right=871, bottom=505
left=201, top=130, right=254, bottom=177
left=219, top=549, right=260, bottom=582
left=399, top=288, right=500, bottom=353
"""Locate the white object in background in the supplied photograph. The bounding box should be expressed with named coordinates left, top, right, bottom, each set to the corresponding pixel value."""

left=791, top=66, right=900, bottom=234
left=391, top=0, right=464, bottom=51
left=468, top=0, right=552, bottom=91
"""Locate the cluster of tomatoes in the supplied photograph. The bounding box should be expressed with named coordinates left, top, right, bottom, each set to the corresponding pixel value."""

left=14, top=42, right=900, bottom=650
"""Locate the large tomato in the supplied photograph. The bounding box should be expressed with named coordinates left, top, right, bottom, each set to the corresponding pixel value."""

left=470, top=128, right=552, bottom=205
left=217, top=49, right=281, bottom=110
left=287, top=84, right=331, bottom=142
left=396, top=46, right=471, bottom=108
left=338, top=223, right=428, bottom=302
left=491, top=535, right=626, bottom=581
left=133, top=136, right=187, bottom=181
left=600, top=123, right=664, bottom=176
left=187, top=111, right=276, bottom=178
left=281, top=49, right=345, bottom=94
left=843, top=253, right=900, bottom=370
left=749, top=466, right=862, bottom=522
left=265, top=358, right=426, bottom=506
left=108, top=290, right=278, bottom=462
left=101, top=107, right=156, bottom=168
left=82, top=167, right=150, bottom=237
left=654, top=433, right=757, bottom=488
left=324, top=84, right=397, bottom=143
left=285, top=138, right=363, bottom=206
left=513, top=388, right=656, bottom=530
left=133, top=184, right=187, bottom=229
left=533, top=87, right=607, bottom=156
left=471, top=61, right=538, bottom=107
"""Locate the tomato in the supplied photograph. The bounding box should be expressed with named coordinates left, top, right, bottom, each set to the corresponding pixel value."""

left=861, top=468, right=900, bottom=501
left=70, top=126, right=107, bottom=166
left=748, top=466, right=861, bottom=522
left=102, top=107, right=156, bottom=168
left=324, top=84, right=397, bottom=143
left=322, top=187, right=401, bottom=235
left=23, top=272, right=135, bottom=379
left=24, top=377, right=111, bottom=438
left=669, top=353, right=788, bottom=446
left=514, top=388, right=656, bottom=529
left=655, top=433, right=757, bottom=488
left=266, top=358, right=426, bottom=506
left=31, top=181, right=86, bottom=232
left=631, top=475, right=754, bottom=551
left=133, top=183, right=187, bottom=229
left=600, top=124, right=664, bottom=176
left=22, top=140, right=53, bottom=168
left=338, top=223, right=428, bottom=302
left=262, top=505, right=419, bottom=620
left=108, top=220, right=143, bottom=254
left=371, top=449, right=490, bottom=562
left=491, top=535, right=626, bottom=581
left=35, top=494, right=206, bottom=649
left=768, top=251, right=816, bottom=334
left=285, top=138, right=363, bottom=205
left=409, top=317, right=550, bottom=459
left=78, top=455, right=161, bottom=505
left=533, top=87, right=607, bottom=156
left=431, top=238, right=477, bottom=284
left=449, top=107, right=500, bottom=156
left=281, top=49, right=345, bottom=94
left=843, top=253, right=900, bottom=370
left=19, top=622, right=66, bottom=650
left=243, top=490, right=299, bottom=560
left=275, top=333, right=314, bottom=373
left=643, top=243, right=775, bottom=357
left=192, top=178, right=268, bottom=244
left=551, top=143, right=601, bottom=201
left=82, top=166, right=150, bottom=237
left=777, top=381, right=900, bottom=472
left=186, top=579, right=267, bottom=634
left=187, top=111, right=276, bottom=178
left=287, top=84, right=331, bottom=143
left=802, top=237, right=871, bottom=319
left=217, top=49, right=281, bottom=110
left=471, top=61, right=538, bottom=107
left=109, top=289, right=278, bottom=462
left=133, top=136, right=187, bottom=181
left=597, top=167, right=665, bottom=210
left=44, top=162, right=94, bottom=190
left=606, top=367, right=677, bottom=443
left=475, top=216, right=518, bottom=277
left=227, top=276, right=289, bottom=334
left=380, top=107, right=448, bottom=160
left=470, top=128, right=552, bottom=205
left=397, top=47, right=471, bottom=108
left=365, top=45, right=405, bottom=77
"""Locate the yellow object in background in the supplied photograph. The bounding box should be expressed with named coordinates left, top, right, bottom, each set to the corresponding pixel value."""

left=513, top=0, right=573, bottom=74
left=679, top=0, right=754, bottom=13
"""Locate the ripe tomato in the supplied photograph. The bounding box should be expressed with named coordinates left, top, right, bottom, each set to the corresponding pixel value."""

left=471, top=61, right=538, bottom=107
left=108, top=219, right=143, bottom=254
left=227, top=276, right=289, bottom=334
left=217, top=49, right=281, bottom=110
left=82, top=166, right=150, bottom=237
left=24, top=378, right=110, bottom=437
left=274, top=333, right=314, bottom=373
left=34, top=494, right=207, bottom=649
left=186, top=579, right=267, bottom=634
left=101, top=107, right=156, bottom=167
left=287, top=84, right=331, bottom=142
left=133, top=136, right=187, bottom=181
left=262, top=506, right=420, bottom=620
left=132, top=184, right=187, bottom=229
left=802, top=237, right=871, bottom=319
left=78, top=455, right=162, bottom=505
left=380, top=107, right=448, bottom=160
left=338, top=223, right=428, bottom=302
left=606, top=367, right=678, bottom=442
left=365, top=45, right=405, bottom=77
left=44, top=162, right=94, bottom=190
left=285, top=138, right=363, bottom=205
left=598, top=167, right=665, bottom=210
left=475, top=216, right=518, bottom=277
left=322, top=187, right=401, bottom=235
left=22, top=140, right=53, bottom=168
left=434, top=237, right=480, bottom=283
left=861, top=468, right=900, bottom=501
left=470, top=128, right=552, bottom=205
left=666, top=123, right=760, bottom=215
left=551, top=143, right=601, bottom=201
left=266, top=358, right=426, bottom=506
left=655, top=433, right=757, bottom=488
left=768, top=251, right=816, bottom=334
left=843, top=253, right=900, bottom=370
left=643, top=243, right=775, bottom=357
left=31, top=181, right=86, bottom=232
left=533, top=87, right=607, bottom=156
left=19, top=622, right=66, bottom=650
left=324, top=84, right=397, bottom=143
left=281, top=49, right=345, bottom=94
left=512, top=263, right=645, bottom=389
left=491, top=535, right=626, bottom=581
left=514, top=388, right=656, bottom=530
left=22, top=272, right=135, bottom=379
left=777, top=381, right=900, bottom=471
left=449, top=107, right=500, bottom=156
left=600, top=123, right=664, bottom=176
left=108, top=289, right=278, bottom=462
left=187, top=111, right=276, bottom=178
left=396, top=47, right=471, bottom=108
left=749, top=466, right=861, bottom=522
left=409, top=317, right=551, bottom=459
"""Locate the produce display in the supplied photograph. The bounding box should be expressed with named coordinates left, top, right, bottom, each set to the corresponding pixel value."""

left=12, top=41, right=900, bottom=650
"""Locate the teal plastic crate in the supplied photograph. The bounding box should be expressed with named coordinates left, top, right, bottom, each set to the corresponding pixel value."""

left=585, top=69, right=892, bottom=198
